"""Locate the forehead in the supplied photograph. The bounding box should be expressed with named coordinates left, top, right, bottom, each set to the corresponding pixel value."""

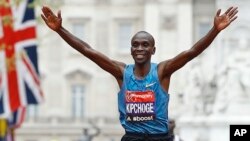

left=132, top=33, right=152, bottom=42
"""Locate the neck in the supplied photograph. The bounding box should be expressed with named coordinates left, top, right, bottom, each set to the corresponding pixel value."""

left=134, top=62, right=151, bottom=79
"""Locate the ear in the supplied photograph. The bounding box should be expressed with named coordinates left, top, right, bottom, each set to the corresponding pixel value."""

left=152, top=47, right=156, bottom=55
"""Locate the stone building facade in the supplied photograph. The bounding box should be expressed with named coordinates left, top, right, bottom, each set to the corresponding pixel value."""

left=16, top=0, right=250, bottom=141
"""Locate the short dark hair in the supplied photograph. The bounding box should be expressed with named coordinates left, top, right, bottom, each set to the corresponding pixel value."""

left=131, top=31, right=155, bottom=46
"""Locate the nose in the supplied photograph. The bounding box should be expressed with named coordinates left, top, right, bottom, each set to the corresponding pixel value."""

left=137, top=44, right=144, bottom=51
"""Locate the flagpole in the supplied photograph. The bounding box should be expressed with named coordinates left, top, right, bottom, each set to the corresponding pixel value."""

left=8, top=127, right=15, bottom=141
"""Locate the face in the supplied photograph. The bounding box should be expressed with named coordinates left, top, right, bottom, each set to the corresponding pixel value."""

left=131, top=32, right=155, bottom=65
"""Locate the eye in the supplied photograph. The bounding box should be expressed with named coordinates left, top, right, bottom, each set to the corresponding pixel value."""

left=132, top=42, right=139, bottom=48
left=143, top=42, right=149, bottom=47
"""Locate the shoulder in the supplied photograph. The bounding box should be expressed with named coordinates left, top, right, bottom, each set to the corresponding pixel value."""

left=125, top=64, right=133, bottom=70
left=123, top=64, right=133, bottom=75
left=158, top=59, right=172, bottom=70
left=158, top=59, right=174, bottom=77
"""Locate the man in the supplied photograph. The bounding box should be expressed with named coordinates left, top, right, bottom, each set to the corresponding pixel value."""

left=41, top=6, right=238, bottom=141
left=168, top=119, right=183, bottom=141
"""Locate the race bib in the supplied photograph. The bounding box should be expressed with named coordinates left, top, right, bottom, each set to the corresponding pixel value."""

left=125, top=90, right=155, bottom=122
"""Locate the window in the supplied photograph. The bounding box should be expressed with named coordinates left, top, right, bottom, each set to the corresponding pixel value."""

left=26, top=105, right=38, bottom=120
left=198, top=22, right=210, bottom=38
left=68, top=19, right=90, bottom=55
left=66, top=70, right=91, bottom=120
left=72, top=84, right=85, bottom=119
left=118, top=22, right=133, bottom=50
left=238, top=30, right=250, bottom=49
left=227, top=27, right=250, bottom=51
left=72, top=22, right=85, bottom=40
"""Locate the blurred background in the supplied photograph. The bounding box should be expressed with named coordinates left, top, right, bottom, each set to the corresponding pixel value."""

left=1, top=0, right=250, bottom=141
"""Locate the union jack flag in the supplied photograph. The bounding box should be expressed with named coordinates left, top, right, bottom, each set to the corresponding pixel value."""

left=0, top=0, right=43, bottom=119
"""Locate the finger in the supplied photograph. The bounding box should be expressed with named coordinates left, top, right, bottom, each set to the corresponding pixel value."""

left=57, top=10, right=61, bottom=19
left=41, top=6, right=50, bottom=17
left=230, top=16, right=238, bottom=23
left=43, top=5, right=54, bottom=14
left=229, top=10, right=238, bottom=19
left=224, top=6, right=234, bottom=15
left=42, top=6, right=54, bottom=17
left=41, top=14, right=47, bottom=22
left=41, top=14, right=50, bottom=27
left=216, top=9, right=221, bottom=16
left=228, top=7, right=238, bottom=17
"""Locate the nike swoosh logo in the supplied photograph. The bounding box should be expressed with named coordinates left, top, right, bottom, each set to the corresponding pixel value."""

left=145, top=82, right=156, bottom=87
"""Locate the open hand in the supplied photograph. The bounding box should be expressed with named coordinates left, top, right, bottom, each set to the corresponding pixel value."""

left=41, top=6, right=62, bottom=31
left=214, top=6, right=238, bottom=31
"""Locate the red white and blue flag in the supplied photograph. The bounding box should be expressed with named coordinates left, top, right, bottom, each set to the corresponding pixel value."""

left=0, top=0, right=43, bottom=120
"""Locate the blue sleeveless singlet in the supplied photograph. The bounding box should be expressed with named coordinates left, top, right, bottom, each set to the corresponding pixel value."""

left=118, top=63, right=170, bottom=134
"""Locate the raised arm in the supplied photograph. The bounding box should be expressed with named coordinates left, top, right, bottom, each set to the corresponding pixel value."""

left=41, top=6, right=125, bottom=85
left=160, top=6, right=238, bottom=77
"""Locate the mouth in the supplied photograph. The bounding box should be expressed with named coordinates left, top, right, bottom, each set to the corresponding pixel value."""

left=135, top=54, right=145, bottom=59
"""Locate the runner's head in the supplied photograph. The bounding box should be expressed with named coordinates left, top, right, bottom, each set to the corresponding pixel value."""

left=130, top=31, right=155, bottom=65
